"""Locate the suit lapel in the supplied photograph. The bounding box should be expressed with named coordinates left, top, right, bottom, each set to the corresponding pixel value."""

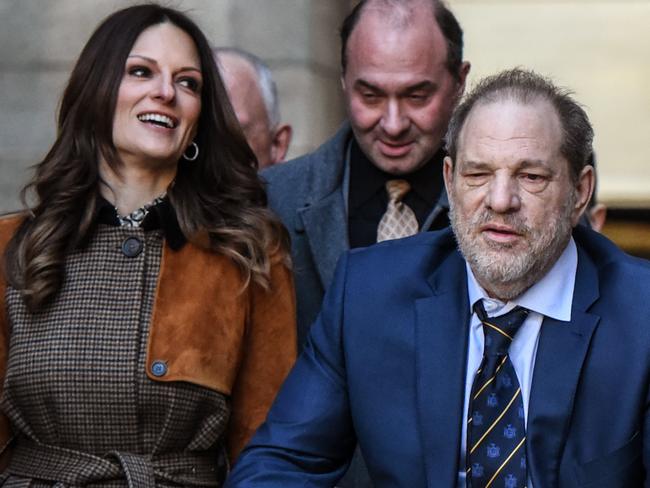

left=297, top=190, right=349, bottom=288
left=420, top=185, right=449, bottom=232
left=291, top=125, right=351, bottom=289
left=416, top=250, right=470, bottom=487
left=527, top=245, right=600, bottom=487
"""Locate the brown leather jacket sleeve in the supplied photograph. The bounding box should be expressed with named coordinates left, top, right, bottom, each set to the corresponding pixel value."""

left=226, top=252, right=297, bottom=463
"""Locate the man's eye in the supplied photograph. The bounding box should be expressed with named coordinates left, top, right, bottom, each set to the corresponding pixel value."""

left=360, top=91, right=381, bottom=103
left=520, top=173, right=550, bottom=192
left=520, top=173, right=547, bottom=184
left=408, top=93, right=427, bottom=102
left=128, top=66, right=151, bottom=78
left=464, top=173, right=489, bottom=186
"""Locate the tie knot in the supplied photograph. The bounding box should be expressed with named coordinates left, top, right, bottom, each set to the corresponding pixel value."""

left=385, top=179, right=411, bottom=203
left=474, top=301, right=529, bottom=356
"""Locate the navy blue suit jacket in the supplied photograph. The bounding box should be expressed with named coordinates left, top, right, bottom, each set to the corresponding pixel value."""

left=227, top=227, right=650, bottom=487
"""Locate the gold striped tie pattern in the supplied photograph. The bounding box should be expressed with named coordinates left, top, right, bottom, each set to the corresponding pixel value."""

left=467, top=302, right=529, bottom=488
left=376, top=179, right=419, bottom=243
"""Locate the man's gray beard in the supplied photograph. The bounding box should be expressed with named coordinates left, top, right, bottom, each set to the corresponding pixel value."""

left=449, top=196, right=575, bottom=301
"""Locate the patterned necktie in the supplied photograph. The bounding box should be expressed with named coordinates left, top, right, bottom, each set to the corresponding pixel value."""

left=467, top=301, right=529, bottom=488
left=376, top=179, right=419, bottom=242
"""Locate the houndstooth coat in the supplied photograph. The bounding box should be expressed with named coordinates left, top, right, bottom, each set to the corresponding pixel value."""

left=0, top=214, right=296, bottom=487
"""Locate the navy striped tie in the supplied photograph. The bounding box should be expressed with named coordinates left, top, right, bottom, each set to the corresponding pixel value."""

left=467, top=301, right=529, bottom=488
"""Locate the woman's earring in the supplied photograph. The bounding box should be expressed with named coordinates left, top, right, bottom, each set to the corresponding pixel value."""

left=182, top=141, right=199, bottom=161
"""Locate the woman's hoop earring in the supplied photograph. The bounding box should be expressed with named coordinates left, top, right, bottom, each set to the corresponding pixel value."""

left=182, top=142, right=199, bottom=161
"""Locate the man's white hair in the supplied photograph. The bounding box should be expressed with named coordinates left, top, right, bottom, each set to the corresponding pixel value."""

left=214, top=47, right=281, bottom=128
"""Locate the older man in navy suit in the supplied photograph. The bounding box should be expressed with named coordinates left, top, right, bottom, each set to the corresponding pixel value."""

left=227, top=68, right=650, bottom=487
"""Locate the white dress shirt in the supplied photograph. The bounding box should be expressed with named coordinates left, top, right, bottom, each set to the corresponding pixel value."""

left=456, top=238, right=578, bottom=488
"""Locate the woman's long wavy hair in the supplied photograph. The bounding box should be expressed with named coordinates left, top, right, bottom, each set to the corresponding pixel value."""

left=5, top=4, right=289, bottom=312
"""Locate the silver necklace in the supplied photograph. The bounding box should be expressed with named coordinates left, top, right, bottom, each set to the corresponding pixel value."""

left=116, top=193, right=166, bottom=228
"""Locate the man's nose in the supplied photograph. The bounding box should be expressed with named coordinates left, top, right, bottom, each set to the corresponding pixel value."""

left=485, top=175, right=521, bottom=213
left=379, top=99, right=409, bottom=137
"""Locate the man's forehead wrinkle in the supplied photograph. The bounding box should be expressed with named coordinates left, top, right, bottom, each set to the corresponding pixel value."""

left=479, top=134, right=538, bottom=141
left=460, top=136, right=546, bottom=159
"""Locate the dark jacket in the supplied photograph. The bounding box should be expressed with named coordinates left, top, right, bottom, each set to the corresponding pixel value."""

left=227, top=226, right=650, bottom=487
left=262, top=123, right=449, bottom=346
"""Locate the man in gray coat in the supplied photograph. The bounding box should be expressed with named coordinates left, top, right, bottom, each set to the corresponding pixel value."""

left=262, top=0, right=471, bottom=346
left=260, top=2, right=471, bottom=485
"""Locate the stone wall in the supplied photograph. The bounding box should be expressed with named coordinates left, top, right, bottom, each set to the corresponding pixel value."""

left=2, top=0, right=649, bottom=212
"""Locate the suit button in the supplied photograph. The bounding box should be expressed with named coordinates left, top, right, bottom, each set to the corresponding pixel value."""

left=151, top=360, right=167, bottom=377
left=121, top=237, right=143, bottom=257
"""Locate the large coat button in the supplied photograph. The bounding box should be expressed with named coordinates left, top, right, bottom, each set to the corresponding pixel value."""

left=121, top=237, right=143, bottom=257
left=150, top=360, right=167, bottom=377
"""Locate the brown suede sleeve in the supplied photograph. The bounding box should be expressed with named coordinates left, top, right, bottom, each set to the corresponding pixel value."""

left=226, top=251, right=297, bottom=464
left=0, top=215, right=24, bottom=468
left=146, top=244, right=249, bottom=394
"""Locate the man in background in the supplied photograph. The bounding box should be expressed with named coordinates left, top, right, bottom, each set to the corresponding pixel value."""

left=215, top=47, right=293, bottom=169
left=257, top=2, right=470, bottom=486
left=261, top=0, right=470, bottom=347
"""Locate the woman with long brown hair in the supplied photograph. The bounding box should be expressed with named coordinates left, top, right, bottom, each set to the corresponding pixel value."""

left=0, top=4, right=296, bottom=486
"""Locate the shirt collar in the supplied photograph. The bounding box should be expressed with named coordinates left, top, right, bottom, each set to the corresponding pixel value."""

left=95, top=195, right=187, bottom=250
left=467, top=237, right=577, bottom=321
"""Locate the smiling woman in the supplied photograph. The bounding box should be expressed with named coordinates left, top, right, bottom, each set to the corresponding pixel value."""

left=110, top=22, right=202, bottom=187
left=0, top=4, right=296, bottom=486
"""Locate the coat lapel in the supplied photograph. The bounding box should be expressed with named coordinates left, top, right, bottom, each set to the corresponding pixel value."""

left=297, top=189, right=349, bottom=288
left=416, top=249, right=470, bottom=487
left=526, top=245, right=600, bottom=487
left=420, top=185, right=449, bottom=232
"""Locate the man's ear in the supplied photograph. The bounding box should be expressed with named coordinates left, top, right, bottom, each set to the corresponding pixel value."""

left=588, top=203, right=607, bottom=232
left=572, top=165, right=595, bottom=226
left=456, top=61, right=471, bottom=98
left=443, top=156, right=455, bottom=194
left=270, top=124, right=293, bottom=164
